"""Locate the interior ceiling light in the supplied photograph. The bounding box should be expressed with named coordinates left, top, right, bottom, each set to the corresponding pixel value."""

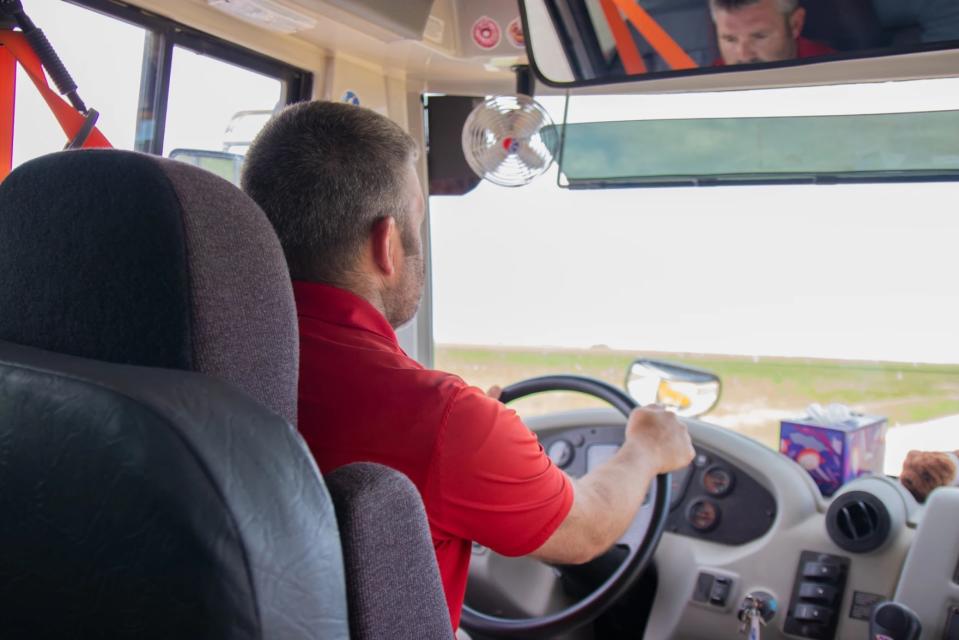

left=207, top=0, right=317, bottom=34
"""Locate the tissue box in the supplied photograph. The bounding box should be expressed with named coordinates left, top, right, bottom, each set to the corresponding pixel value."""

left=780, top=414, right=887, bottom=496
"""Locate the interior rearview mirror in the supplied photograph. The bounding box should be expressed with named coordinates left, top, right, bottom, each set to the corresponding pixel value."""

left=625, top=358, right=721, bottom=417
left=520, top=0, right=959, bottom=88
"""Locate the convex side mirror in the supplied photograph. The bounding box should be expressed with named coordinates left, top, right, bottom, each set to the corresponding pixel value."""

left=625, top=358, right=721, bottom=418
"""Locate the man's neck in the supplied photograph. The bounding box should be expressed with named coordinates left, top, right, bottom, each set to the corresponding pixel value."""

left=331, top=273, right=389, bottom=321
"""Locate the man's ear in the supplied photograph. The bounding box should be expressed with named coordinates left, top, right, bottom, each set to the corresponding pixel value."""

left=370, top=216, right=398, bottom=277
left=789, top=6, right=806, bottom=40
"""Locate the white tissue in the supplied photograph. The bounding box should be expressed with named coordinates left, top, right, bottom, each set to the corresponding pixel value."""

left=806, top=402, right=854, bottom=426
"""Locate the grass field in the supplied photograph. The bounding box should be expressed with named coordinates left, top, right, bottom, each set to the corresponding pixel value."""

left=435, top=345, right=959, bottom=450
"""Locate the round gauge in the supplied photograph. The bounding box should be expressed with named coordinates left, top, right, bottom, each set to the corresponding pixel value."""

left=702, top=466, right=735, bottom=497
left=686, top=499, right=721, bottom=532
left=547, top=440, right=574, bottom=468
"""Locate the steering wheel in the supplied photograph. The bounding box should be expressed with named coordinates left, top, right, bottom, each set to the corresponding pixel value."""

left=460, top=375, right=672, bottom=638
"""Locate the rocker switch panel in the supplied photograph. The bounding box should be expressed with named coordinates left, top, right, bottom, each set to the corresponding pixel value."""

left=784, top=551, right=850, bottom=640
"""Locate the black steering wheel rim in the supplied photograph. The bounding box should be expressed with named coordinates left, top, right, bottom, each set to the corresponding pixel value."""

left=460, top=375, right=672, bottom=638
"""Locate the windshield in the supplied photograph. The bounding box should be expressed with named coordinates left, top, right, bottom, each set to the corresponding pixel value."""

left=430, top=81, right=959, bottom=477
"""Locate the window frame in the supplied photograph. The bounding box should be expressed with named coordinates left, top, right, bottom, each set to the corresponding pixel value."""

left=65, top=0, right=313, bottom=155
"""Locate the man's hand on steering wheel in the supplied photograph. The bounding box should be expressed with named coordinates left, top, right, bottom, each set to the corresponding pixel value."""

left=530, top=405, right=693, bottom=566
left=462, top=375, right=694, bottom=638
left=626, top=404, right=696, bottom=475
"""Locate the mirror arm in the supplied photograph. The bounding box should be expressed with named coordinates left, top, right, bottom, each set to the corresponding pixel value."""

left=514, top=64, right=534, bottom=97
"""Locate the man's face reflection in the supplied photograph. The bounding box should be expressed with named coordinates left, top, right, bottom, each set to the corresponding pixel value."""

left=713, top=0, right=806, bottom=64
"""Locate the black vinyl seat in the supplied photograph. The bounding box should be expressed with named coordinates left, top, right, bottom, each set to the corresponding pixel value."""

left=0, top=341, right=347, bottom=638
left=0, top=149, right=349, bottom=638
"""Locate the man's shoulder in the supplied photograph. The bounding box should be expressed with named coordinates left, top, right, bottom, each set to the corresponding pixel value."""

left=361, top=355, right=475, bottom=404
left=419, top=369, right=498, bottom=415
left=298, top=323, right=472, bottom=407
left=412, top=365, right=472, bottom=395
left=389, top=366, right=511, bottom=435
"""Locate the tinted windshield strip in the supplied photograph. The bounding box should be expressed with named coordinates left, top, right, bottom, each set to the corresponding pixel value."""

left=565, top=173, right=959, bottom=189
left=553, top=109, right=959, bottom=188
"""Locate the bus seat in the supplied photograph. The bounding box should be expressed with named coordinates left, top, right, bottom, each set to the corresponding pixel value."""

left=871, top=0, right=959, bottom=46
left=0, top=149, right=348, bottom=638
left=802, top=0, right=887, bottom=51
left=0, top=149, right=299, bottom=424
left=326, top=463, right=454, bottom=638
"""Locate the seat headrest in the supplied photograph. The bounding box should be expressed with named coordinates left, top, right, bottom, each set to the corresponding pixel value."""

left=0, top=149, right=298, bottom=423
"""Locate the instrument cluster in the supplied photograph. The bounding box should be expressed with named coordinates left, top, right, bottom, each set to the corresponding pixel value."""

left=666, top=446, right=777, bottom=545
left=543, top=426, right=777, bottom=546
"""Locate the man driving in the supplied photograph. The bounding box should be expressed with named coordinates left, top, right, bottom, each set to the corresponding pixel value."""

left=711, top=0, right=834, bottom=64
left=241, top=101, right=695, bottom=631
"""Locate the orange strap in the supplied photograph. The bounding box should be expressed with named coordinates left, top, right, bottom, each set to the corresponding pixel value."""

left=0, top=30, right=111, bottom=181
left=0, top=46, right=15, bottom=178
left=599, top=0, right=646, bottom=75
left=608, top=0, right=697, bottom=72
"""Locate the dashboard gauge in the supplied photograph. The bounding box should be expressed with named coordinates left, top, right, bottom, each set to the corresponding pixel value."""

left=686, top=499, right=721, bottom=532
left=703, top=466, right=735, bottom=497
left=547, top=440, right=574, bottom=468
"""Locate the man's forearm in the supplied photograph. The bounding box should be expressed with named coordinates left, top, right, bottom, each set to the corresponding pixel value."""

left=530, top=440, right=657, bottom=564
left=573, top=441, right=658, bottom=554
left=530, top=405, right=693, bottom=565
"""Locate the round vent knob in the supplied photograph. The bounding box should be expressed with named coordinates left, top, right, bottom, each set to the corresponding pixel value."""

left=826, top=490, right=891, bottom=553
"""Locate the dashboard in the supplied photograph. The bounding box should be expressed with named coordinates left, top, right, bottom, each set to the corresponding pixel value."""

left=542, top=425, right=777, bottom=547
left=467, top=408, right=959, bottom=640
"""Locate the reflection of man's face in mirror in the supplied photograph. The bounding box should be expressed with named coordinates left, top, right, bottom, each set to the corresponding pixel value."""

left=711, top=0, right=806, bottom=64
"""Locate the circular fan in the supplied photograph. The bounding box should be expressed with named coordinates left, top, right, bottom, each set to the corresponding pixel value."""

left=461, top=95, right=556, bottom=187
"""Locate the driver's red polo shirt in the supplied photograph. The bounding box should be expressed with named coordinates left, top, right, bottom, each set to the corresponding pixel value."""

left=293, top=281, right=574, bottom=629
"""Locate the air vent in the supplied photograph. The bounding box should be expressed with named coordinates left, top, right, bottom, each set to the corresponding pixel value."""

left=826, top=491, right=891, bottom=553
left=837, top=500, right=879, bottom=539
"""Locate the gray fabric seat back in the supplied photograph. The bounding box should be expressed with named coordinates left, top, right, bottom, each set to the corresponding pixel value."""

left=0, top=149, right=299, bottom=423
left=326, top=462, right=454, bottom=639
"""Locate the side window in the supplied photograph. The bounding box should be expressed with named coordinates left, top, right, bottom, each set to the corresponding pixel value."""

left=8, top=1, right=310, bottom=180
left=12, top=1, right=146, bottom=166
left=164, top=46, right=284, bottom=156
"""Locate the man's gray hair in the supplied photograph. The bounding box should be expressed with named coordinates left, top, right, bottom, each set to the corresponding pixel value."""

left=242, top=101, right=418, bottom=284
left=709, top=0, right=799, bottom=14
